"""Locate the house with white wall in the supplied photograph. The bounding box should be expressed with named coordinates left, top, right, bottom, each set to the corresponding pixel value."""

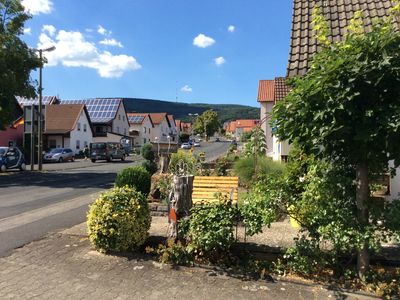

left=44, top=104, right=93, bottom=154
left=167, top=115, right=178, bottom=142
left=127, top=113, right=154, bottom=146
left=148, top=113, right=173, bottom=143
left=257, top=78, right=291, bottom=162
left=259, top=0, right=400, bottom=194
left=61, top=98, right=131, bottom=144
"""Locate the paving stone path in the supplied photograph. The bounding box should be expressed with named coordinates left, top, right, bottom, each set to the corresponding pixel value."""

left=0, top=218, right=377, bottom=300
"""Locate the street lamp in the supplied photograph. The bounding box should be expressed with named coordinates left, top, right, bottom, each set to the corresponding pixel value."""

left=36, top=46, right=56, bottom=171
left=167, top=135, right=171, bottom=155
left=155, top=137, right=160, bottom=157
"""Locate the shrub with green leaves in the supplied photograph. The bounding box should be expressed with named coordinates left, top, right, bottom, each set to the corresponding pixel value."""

left=142, top=160, right=158, bottom=175
left=168, top=150, right=196, bottom=175
left=115, top=166, right=151, bottom=196
left=186, top=200, right=237, bottom=254
left=234, top=155, right=285, bottom=186
left=140, top=143, right=155, bottom=161
left=87, top=186, right=151, bottom=252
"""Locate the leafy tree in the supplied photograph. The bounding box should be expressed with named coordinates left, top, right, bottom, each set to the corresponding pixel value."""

left=243, top=126, right=267, bottom=157
left=193, top=110, right=220, bottom=140
left=272, top=6, right=400, bottom=278
left=0, top=0, right=41, bottom=129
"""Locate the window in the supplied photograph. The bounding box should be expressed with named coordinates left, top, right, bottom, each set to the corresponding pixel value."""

left=124, top=128, right=127, bottom=135
left=143, top=138, right=146, bottom=144
left=76, top=140, right=80, bottom=150
left=149, top=128, right=151, bottom=134
left=118, top=114, right=121, bottom=120
left=84, top=141, right=88, bottom=147
left=77, top=123, right=81, bottom=131
left=123, top=116, right=125, bottom=122
left=117, top=126, right=120, bottom=133
left=83, top=124, right=87, bottom=132
left=144, top=127, right=147, bottom=133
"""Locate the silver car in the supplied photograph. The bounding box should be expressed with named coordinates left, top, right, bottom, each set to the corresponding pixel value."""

left=43, top=148, right=75, bottom=163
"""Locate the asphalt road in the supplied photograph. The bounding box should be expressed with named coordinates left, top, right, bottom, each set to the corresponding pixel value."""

left=0, top=156, right=142, bottom=257
left=0, top=141, right=230, bottom=258
left=187, top=139, right=232, bottom=162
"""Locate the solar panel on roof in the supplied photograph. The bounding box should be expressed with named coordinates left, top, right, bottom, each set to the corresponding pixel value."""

left=60, top=98, right=121, bottom=124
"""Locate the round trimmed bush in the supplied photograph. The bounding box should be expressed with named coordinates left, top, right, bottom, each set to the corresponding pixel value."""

left=87, top=186, right=151, bottom=252
left=140, top=143, right=155, bottom=161
left=142, top=160, right=158, bottom=175
left=115, top=166, right=151, bottom=196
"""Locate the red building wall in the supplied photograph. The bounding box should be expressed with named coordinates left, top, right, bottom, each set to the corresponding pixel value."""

left=0, top=125, right=23, bottom=147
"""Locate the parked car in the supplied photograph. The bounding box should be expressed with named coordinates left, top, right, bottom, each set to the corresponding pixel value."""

left=0, top=147, right=26, bottom=172
left=43, top=148, right=75, bottom=163
left=193, top=141, right=201, bottom=147
left=181, top=143, right=191, bottom=149
left=90, top=142, right=126, bottom=162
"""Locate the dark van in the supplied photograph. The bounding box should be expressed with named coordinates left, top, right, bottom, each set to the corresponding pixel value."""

left=90, top=142, right=126, bottom=162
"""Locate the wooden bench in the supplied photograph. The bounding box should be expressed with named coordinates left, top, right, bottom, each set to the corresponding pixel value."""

left=192, top=176, right=239, bottom=205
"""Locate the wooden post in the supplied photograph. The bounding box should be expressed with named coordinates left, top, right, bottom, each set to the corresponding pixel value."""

left=167, top=175, right=194, bottom=240
left=159, top=154, right=170, bottom=174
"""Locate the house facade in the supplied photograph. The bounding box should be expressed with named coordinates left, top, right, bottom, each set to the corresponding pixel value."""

left=61, top=98, right=131, bottom=144
left=167, top=115, right=178, bottom=142
left=149, top=113, right=173, bottom=143
left=225, top=119, right=260, bottom=141
left=127, top=113, right=154, bottom=146
left=257, top=78, right=291, bottom=161
left=261, top=0, right=400, bottom=195
left=44, top=104, right=93, bottom=154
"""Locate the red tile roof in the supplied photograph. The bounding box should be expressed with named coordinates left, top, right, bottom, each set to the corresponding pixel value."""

left=257, top=77, right=291, bottom=103
left=148, top=113, right=169, bottom=126
left=257, top=80, right=275, bottom=102
left=225, top=119, right=260, bottom=133
left=45, top=104, right=88, bottom=134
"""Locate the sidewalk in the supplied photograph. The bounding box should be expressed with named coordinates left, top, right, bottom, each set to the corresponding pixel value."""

left=0, top=217, right=379, bottom=300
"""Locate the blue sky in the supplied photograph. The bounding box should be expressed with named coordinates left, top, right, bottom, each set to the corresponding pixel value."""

left=21, top=0, right=293, bottom=107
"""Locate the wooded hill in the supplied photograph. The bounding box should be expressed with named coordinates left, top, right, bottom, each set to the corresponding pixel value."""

left=122, top=98, right=259, bottom=123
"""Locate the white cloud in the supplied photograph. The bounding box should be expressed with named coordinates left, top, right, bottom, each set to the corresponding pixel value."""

left=42, top=25, right=56, bottom=36
left=23, top=28, right=32, bottom=35
left=38, top=25, right=141, bottom=78
left=97, top=25, right=111, bottom=36
left=193, top=33, right=215, bottom=48
left=99, top=38, right=123, bottom=48
left=228, top=25, right=235, bottom=33
left=214, top=56, right=226, bottom=66
left=181, top=85, right=192, bottom=93
left=22, top=0, right=53, bottom=15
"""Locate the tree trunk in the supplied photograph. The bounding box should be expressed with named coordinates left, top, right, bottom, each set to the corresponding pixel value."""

left=167, top=175, right=194, bottom=240
left=356, top=163, right=370, bottom=278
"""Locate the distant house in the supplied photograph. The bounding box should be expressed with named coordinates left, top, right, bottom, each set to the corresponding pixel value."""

left=61, top=98, right=130, bottom=143
left=225, top=119, right=260, bottom=141
left=167, top=115, right=178, bottom=142
left=149, top=113, right=175, bottom=143
left=176, top=120, right=192, bottom=135
left=127, top=113, right=154, bottom=146
left=44, top=104, right=93, bottom=154
left=257, top=78, right=291, bottom=161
